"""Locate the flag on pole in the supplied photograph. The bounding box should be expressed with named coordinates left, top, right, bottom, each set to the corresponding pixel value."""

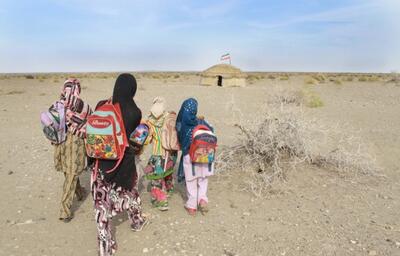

left=220, top=53, right=231, bottom=61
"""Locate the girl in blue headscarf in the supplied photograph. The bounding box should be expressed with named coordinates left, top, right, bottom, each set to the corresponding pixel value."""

left=176, top=98, right=214, bottom=216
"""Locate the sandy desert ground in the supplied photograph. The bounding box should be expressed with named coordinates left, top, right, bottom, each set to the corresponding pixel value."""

left=0, top=72, right=399, bottom=256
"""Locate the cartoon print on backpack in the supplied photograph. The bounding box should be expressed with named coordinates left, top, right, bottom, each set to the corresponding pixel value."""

left=85, top=99, right=128, bottom=164
left=190, top=125, right=217, bottom=164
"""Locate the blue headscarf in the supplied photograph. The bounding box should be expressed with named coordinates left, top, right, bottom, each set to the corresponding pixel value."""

left=176, top=98, right=198, bottom=154
left=176, top=98, right=198, bottom=182
left=176, top=98, right=213, bottom=182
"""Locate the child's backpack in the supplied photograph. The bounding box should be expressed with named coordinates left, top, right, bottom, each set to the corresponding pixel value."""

left=85, top=100, right=128, bottom=173
left=161, top=111, right=180, bottom=151
left=189, top=124, right=217, bottom=164
left=40, top=101, right=67, bottom=144
left=130, top=122, right=150, bottom=151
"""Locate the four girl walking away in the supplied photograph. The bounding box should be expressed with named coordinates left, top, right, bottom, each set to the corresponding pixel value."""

left=144, top=97, right=179, bottom=211
left=88, top=74, right=148, bottom=256
left=42, top=74, right=217, bottom=255
left=53, top=78, right=92, bottom=222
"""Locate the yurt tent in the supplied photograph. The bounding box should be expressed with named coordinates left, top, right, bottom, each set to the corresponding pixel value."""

left=200, top=64, right=246, bottom=87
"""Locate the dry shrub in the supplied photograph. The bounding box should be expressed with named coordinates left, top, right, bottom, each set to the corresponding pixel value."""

left=307, top=94, right=324, bottom=108
left=387, top=72, right=400, bottom=86
left=345, top=76, right=354, bottom=82
left=5, top=90, right=25, bottom=95
left=302, top=85, right=324, bottom=108
left=304, top=77, right=317, bottom=85
left=247, top=75, right=257, bottom=83
left=96, top=74, right=109, bottom=79
left=269, top=90, right=302, bottom=106
left=333, top=79, right=342, bottom=85
left=216, top=97, right=379, bottom=197
left=358, top=76, right=367, bottom=82
left=268, top=74, right=276, bottom=80
left=312, top=74, right=326, bottom=83
left=368, top=75, right=379, bottom=82
left=152, top=74, right=161, bottom=79
left=280, top=75, right=289, bottom=81
left=25, top=75, right=34, bottom=79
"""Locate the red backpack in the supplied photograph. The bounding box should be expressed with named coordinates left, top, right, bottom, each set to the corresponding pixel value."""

left=85, top=100, right=128, bottom=173
left=189, top=124, right=217, bottom=164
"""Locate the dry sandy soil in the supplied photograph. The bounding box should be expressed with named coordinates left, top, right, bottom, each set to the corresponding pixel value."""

left=0, top=73, right=399, bottom=256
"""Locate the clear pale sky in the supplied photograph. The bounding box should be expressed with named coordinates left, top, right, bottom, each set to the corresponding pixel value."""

left=1, top=0, right=399, bottom=73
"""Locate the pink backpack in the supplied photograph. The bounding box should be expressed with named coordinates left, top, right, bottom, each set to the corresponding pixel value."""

left=161, top=112, right=180, bottom=151
left=40, top=101, right=67, bottom=144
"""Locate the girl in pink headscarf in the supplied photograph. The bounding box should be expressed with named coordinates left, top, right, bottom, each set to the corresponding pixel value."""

left=53, top=78, right=92, bottom=222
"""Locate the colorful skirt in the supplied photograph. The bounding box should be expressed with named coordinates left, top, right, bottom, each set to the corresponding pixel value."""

left=144, top=153, right=177, bottom=180
left=91, top=171, right=145, bottom=256
left=54, top=132, right=86, bottom=176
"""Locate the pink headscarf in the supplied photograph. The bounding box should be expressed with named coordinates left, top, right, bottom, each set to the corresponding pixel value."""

left=61, top=78, right=81, bottom=100
left=60, top=78, right=92, bottom=138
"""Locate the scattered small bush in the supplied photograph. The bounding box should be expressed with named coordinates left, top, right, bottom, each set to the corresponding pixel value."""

left=304, top=77, right=317, bottom=85
left=152, top=74, right=161, bottom=79
left=268, top=75, right=276, bottom=80
left=25, top=75, right=35, bottom=79
left=345, top=76, right=354, bottom=82
left=307, top=94, right=324, bottom=108
left=312, top=74, right=326, bottom=83
left=387, top=72, right=400, bottom=86
left=302, top=86, right=324, bottom=108
left=358, top=76, right=367, bottom=82
left=368, top=76, right=379, bottom=82
left=5, top=90, right=25, bottom=95
left=333, top=79, right=342, bottom=85
left=269, top=90, right=302, bottom=106
left=280, top=75, right=289, bottom=81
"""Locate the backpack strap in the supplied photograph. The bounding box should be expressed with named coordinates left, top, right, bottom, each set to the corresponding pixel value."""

left=90, top=159, right=99, bottom=188
left=114, top=102, right=128, bottom=147
left=104, top=154, right=125, bottom=173
left=105, top=102, right=128, bottom=174
left=163, top=151, right=169, bottom=173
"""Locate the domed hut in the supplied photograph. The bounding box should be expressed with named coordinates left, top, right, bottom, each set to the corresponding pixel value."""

left=200, top=64, right=246, bottom=87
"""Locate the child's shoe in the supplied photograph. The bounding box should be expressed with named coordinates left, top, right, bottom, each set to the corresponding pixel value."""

left=167, top=188, right=174, bottom=198
left=198, top=199, right=209, bottom=215
left=131, top=216, right=149, bottom=232
left=184, top=206, right=197, bottom=216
